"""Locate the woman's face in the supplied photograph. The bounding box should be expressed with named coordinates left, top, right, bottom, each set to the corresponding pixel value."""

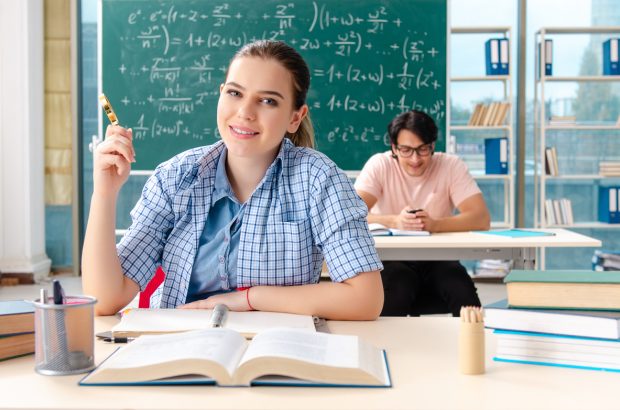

left=217, top=56, right=307, bottom=161
left=392, top=129, right=434, bottom=177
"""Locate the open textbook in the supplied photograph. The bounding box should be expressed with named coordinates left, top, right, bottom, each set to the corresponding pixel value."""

left=368, top=223, right=430, bottom=236
left=80, top=328, right=391, bottom=387
left=112, top=309, right=316, bottom=339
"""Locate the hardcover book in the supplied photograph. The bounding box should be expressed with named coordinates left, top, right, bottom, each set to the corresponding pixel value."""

left=368, top=223, right=429, bottom=237
left=485, top=299, right=620, bottom=339
left=504, top=270, right=620, bottom=310
left=0, top=300, right=34, bottom=336
left=494, top=329, right=620, bottom=373
left=112, top=309, right=316, bottom=339
left=80, top=328, right=391, bottom=387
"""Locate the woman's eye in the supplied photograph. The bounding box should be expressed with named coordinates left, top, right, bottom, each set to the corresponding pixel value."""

left=226, top=89, right=241, bottom=97
left=261, top=98, right=277, bottom=106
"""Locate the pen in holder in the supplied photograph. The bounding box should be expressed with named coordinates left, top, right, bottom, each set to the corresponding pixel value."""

left=459, top=306, right=485, bottom=375
left=33, top=292, right=97, bottom=376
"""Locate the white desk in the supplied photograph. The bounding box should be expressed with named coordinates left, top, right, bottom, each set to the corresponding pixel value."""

left=374, top=229, right=601, bottom=269
left=0, top=316, right=617, bottom=410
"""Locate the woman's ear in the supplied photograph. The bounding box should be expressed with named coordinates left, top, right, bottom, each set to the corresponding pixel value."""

left=287, top=104, right=308, bottom=133
left=390, top=145, right=398, bottom=159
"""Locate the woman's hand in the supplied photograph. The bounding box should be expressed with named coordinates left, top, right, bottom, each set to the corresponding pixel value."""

left=93, top=125, right=135, bottom=196
left=178, top=289, right=253, bottom=311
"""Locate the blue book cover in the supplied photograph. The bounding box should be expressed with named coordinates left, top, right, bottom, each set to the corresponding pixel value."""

left=603, top=38, right=620, bottom=75
left=485, top=39, right=501, bottom=75
left=598, top=186, right=620, bottom=224
left=484, top=137, right=508, bottom=174
left=499, top=38, right=509, bottom=74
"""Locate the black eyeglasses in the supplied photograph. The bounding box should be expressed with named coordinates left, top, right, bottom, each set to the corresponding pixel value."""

left=394, top=143, right=433, bottom=158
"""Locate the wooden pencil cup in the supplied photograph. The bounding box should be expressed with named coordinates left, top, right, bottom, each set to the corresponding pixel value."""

left=459, top=317, right=485, bottom=375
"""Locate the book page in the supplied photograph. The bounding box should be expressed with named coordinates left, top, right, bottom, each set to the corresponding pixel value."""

left=112, top=309, right=213, bottom=334
left=112, top=309, right=315, bottom=338
left=96, top=329, right=246, bottom=379
left=225, top=311, right=316, bottom=336
left=240, top=328, right=359, bottom=368
left=237, top=328, right=388, bottom=385
left=390, top=229, right=430, bottom=236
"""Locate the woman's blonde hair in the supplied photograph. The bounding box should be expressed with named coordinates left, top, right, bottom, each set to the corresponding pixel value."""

left=229, top=40, right=315, bottom=149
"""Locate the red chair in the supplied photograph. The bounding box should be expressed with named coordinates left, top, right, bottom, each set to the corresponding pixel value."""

left=138, top=267, right=166, bottom=308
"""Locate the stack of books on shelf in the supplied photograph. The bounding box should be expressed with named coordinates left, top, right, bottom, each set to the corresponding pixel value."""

left=0, top=301, right=35, bottom=361
left=544, top=146, right=559, bottom=176
left=592, top=250, right=620, bottom=271
left=467, top=102, right=510, bottom=126
left=488, top=269, right=620, bottom=373
left=548, top=115, right=576, bottom=126
left=599, top=162, right=620, bottom=177
left=544, top=198, right=573, bottom=225
left=472, top=259, right=512, bottom=279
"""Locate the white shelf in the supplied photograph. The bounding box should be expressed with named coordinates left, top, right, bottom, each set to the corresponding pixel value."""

left=490, top=222, right=512, bottom=229
left=473, top=174, right=511, bottom=180
left=451, top=76, right=509, bottom=82
left=539, top=76, right=620, bottom=82
left=450, top=125, right=510, bottom=131
left=545, top=124, right=620, bottom=130
left=537, top=27, right=620, bottom=35
left=544, top=174, right=620, bottom=180
left=451, top=27, right=510, bottom=34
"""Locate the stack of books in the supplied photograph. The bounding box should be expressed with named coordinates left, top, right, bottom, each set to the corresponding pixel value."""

left=487, top=270, right=620, bottom=372
left=544, top=146, right=559, bottom=176
left=599, top=162, right=620, bottom=177
left=544, top=198, right=574, bottom=225
left=472, top=259, right=513, bottom=279
left=0, top=300, right=35, bottom=361
left=592, top=249, right=620, bottom=271
left=468, top=102, right=511, bottom=126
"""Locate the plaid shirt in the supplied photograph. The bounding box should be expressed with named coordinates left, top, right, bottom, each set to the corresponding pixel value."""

left=117, top=139, right=383, bottom=308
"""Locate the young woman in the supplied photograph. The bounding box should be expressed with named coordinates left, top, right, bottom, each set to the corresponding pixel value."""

left=355, top=110, right=490, bottom=316
left=83, top=40, right=383, bottom=319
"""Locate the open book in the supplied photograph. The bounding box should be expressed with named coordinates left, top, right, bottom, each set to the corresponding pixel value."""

left=80, top=328, right=391, bottom=387
left=111, top=309, right=316, bottom=339
left=368, top=223, right=430, bottom=236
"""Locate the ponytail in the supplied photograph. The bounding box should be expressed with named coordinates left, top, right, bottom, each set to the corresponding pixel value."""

left=287, top=113, right=315, bottom=149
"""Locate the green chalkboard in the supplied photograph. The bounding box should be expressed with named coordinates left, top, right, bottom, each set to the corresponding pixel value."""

left=101, top=0, right=447, bottom=171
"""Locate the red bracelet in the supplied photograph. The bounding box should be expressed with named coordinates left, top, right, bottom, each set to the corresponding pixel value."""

left=246, top=287, right=255, bottom=311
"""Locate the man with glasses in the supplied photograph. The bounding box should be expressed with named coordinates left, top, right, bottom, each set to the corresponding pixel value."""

left=355, top=110, right=490, bottom=317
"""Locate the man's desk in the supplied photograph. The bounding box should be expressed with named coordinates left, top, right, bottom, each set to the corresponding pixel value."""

left=374, top=228, right=601, bottom=268
left=1, top=316, right=617, bottom=410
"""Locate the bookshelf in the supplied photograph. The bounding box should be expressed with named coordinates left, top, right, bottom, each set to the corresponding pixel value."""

left=449, top=27, right=514, bottom=229
left=534, top=27, right=620, bottom=267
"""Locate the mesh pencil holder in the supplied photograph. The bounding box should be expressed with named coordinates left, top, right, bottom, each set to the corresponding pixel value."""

left=32, top=295, right=97, bottom=376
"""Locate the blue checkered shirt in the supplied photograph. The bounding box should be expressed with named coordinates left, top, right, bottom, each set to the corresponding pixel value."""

left=117, top=139, right=383, bottom=308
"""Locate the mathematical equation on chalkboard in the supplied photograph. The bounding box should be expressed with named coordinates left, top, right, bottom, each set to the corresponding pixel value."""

left=102, top=0, right=447, bottom=170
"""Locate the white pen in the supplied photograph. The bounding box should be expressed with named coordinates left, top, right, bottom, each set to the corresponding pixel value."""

left=210, top=304, right=229, bottom=328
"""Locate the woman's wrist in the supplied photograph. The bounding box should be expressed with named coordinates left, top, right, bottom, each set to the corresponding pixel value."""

left=246, top=287, right=256, bottom=311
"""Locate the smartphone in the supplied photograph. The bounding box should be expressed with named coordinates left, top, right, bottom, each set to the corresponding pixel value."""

left=407, top=209, right=423, bottom=214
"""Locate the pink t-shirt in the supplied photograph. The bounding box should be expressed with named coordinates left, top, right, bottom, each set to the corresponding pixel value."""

left=354, top=152, right=481, bottom=218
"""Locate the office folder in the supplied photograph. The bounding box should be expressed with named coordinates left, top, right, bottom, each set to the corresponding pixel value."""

left=499, top=38, right=509, bottom=74
left=603, top=38, right=620, bottom=75
left=599, top=186, right=620, bottom=224
left=485, top=39, right=501, bottom=75
left=485, top=137, right=508, bottom=175
left=537, top=39, right=553, bottom=78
